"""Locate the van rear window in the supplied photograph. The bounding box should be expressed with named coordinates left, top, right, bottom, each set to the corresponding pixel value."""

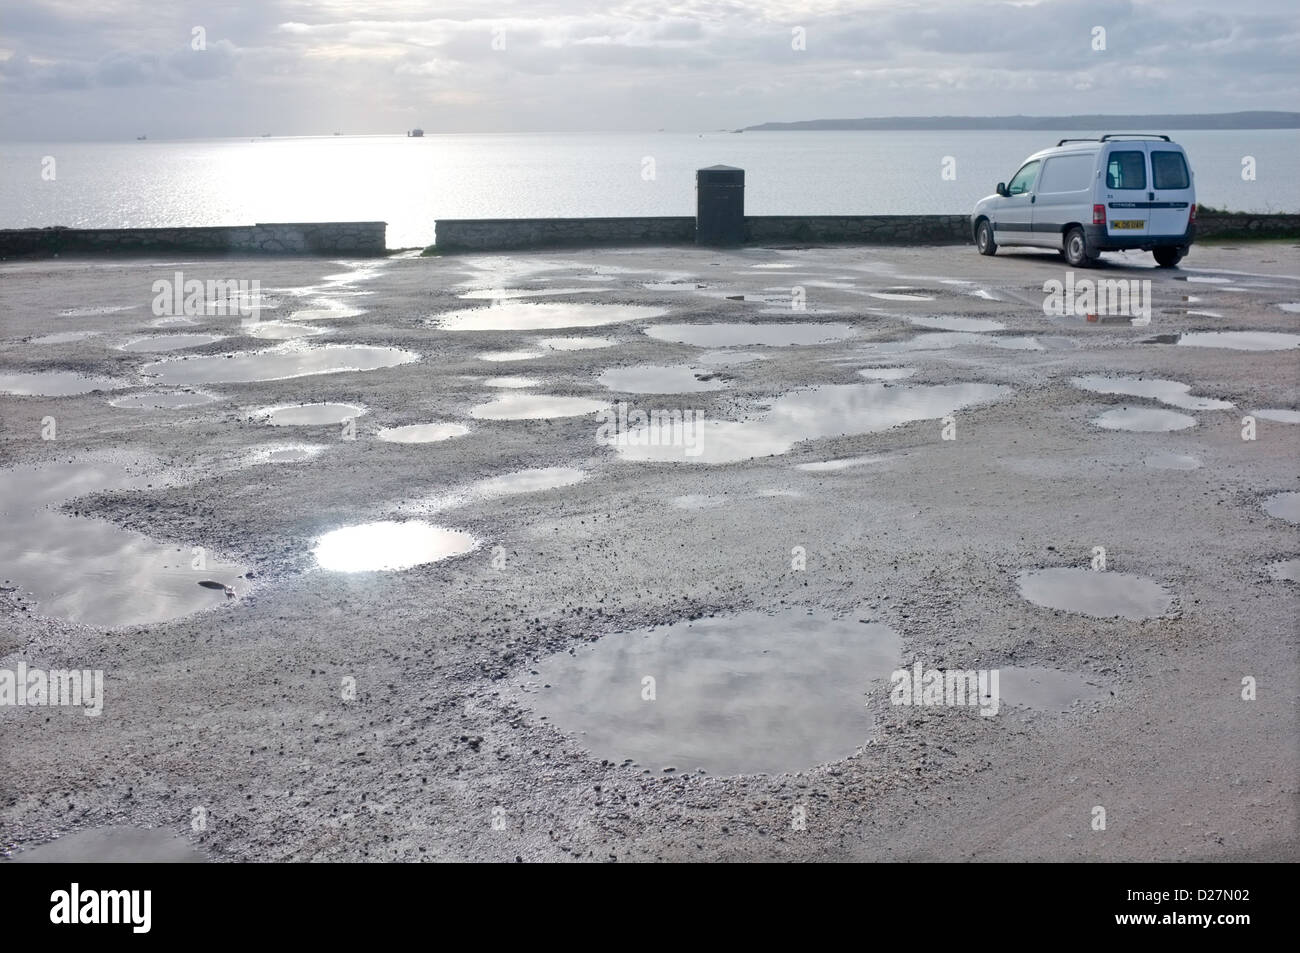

left=1151, top=151, right=1190, bottom=190
left=1106, top=151, right=1146, bottom=190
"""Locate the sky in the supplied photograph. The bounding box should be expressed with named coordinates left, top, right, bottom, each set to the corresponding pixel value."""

left=2, top=0, right=1298, bottom=141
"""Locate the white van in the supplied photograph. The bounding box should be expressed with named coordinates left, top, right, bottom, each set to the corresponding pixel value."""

left=970, top=134, right=1195, bottom=267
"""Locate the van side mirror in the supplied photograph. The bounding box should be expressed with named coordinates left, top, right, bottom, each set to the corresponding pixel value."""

left=996, top=182, right=1008, bottom=197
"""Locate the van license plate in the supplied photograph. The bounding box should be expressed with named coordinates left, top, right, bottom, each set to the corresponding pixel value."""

left=1111, top=220, right=1144, bottom=230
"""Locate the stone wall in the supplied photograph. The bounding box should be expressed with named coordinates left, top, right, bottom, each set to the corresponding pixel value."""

left=745, top=214, right=971, bottom=244
left=0, top=222, right=387, bottom=258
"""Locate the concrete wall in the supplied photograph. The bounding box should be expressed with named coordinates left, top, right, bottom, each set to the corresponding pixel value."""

left=1195, top=211, right=1300, bottom=240
left=434, top=217, right=695, bottom=251
left=0, top=222, right=387, bottom=258
left=432, top=214, right=973, bottom=251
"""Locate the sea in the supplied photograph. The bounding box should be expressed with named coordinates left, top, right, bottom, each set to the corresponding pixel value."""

left=2, top=129, right=1296, bottom=249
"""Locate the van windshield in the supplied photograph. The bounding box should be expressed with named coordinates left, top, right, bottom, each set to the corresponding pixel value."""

left=1151, top=151, right=1190, bottom=190
left=1106, top=151, right=1146, bottom=190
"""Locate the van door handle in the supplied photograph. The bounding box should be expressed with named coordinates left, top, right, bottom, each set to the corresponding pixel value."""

left=1030, top=195, right=1036, bottom=203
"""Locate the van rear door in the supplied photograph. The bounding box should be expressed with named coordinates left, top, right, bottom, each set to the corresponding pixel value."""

left=1101, top=146, right=1150, bottom=238
left=1147, top=147, right=1194, bottom=237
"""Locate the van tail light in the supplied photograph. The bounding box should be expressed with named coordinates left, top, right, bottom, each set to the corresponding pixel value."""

left=1189, top=203, right=1197, bottom=224
left=1092, top=204, right=1106, bottom=226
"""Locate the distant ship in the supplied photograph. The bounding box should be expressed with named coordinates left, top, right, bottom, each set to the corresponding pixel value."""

left=136, top=135, right=147, bottom=141
left=408, top=128, right=425, bottom=138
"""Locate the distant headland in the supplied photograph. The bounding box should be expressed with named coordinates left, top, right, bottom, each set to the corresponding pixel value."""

left=740, top=111, right=1300, bottom=132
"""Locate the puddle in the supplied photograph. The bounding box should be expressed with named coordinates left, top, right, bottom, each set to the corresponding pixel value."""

left=0, top=460, right=248, bottom=628
left=906, top=316, right=1005, bottom=332
left=478, top=350, right=545, bottom=362
left=31, top=331, right=100, bottom=345
left=610, top=381, right=1009, bottom=464
left=469, top=394, right=610, bottom=420
left=865, top=332, right=1042, bottom=353
left=597, top=365, right=730, bottom=394
left=1143, top=452, right=1202, bottom=470
left=1265, top=558, right=1300, bottom=583
left=539, top=336, right=617, bottom=351
left=1262, top=492, right=1300, bottom=523
left=991, top=666, right=1108, bottom=713
left=643, top=281, right=706, bottom=291
left=857, top=367, right=916, bottom=380
left=1176, top=332, right=1300, bottom=351
left=521, top=610, right=902, bottom=775
left=9, top=827, right=206, bottom=863
left=967, top=289, right=1000, bottom=301
left=287, top=300, right=365, bottom=321
left=0, top=370, right=130, bottom=396
left=1092, top=408, right=1197, bottom=432
left=1017, top=567, right=1172, bottom=620
left=474, top=374, right=540, bottom=389
left=376, top=422, right=470, bottom=443
left=255, top=445, right=325, bottom=463
left=1250, top=408, right=1300, bottom=424
left=109, top=391, right=221, bottom=410
left=258, top=403, right=366, bottom=426
left=1182, top=276, right=1232, bottom=284
left=1278, top=303, right=1300, bottom=314
left=242, top=321, right=330, bottom=340
left=313, top=521, right=477, bottom=571
left=868, top=292, right=934, bottom=301
left=1185, top=310, right=1223, bottom=318
left=143, top=344, right=418, bottom=385
left=1072, top=376, right=1233, bottom=411
left=644, top=323, right=856, bottom=348
left=431, top=302, right=667, bottom=331
left=459, top=287, right=608, bottom=300
left=795, top=455, right=885, bottom=472
left=468, top=467, right=586, bottom=499
left=118, top=334, right=224, bottom=353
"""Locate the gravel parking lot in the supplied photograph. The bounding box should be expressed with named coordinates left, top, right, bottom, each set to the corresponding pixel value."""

left=1, top=240, right=1297, bottom=861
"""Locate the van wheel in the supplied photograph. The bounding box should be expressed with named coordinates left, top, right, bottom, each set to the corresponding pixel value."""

left=1153, top=246, right=1185, bottom=268
left=1064, top=227, right=1094, bottom=268
left=975, top=220, right=997, bottom=256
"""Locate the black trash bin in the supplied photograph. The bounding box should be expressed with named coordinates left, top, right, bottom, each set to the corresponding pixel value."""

left=696, top=165, right=745, bottom=246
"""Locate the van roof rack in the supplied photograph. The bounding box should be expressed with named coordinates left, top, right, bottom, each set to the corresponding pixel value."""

left=1099, top=133, right=1172, bottom=141
left=1055, top=137, right=1099, bottom=146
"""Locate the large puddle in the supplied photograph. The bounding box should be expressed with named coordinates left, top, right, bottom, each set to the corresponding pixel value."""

left=609, top=381, right=1009, bottom=464
left=644, top=323, right=856, bottom=348
left=0, top=370, right=130, bottom=396
left=1176, top=332, right=1300, bottom=351
left=313, top=520, right=477, bottom=571
left=431, top=302, right=667, bottom=331
left=1073, top=376, right=1234, bottom=411
left=110, top=390, right=222, bottom=410
left=459, top=287, right=609, bottom=300
left=1251, top=408, right=1300, bottom=424
left=9, top=827, right=207, bottom=863
left=118, top=334, right=224, bottom=353
left=1092, top=407, right=1197, bottom=432
left=1017, top=567, right=1172, bottom=620
left=478, top=350, right=545, bottom=362
left=286, top=300, right=365, bottom=321
left=144, top=344, right=419, bottom=385
left=0, top=461, right=248, bottom=628
left=597, top=365, right=730, bottom=394
left=376, top=422, right=470, bottom=443
left=858, top=367, right=917, bottom=380
left=258, top=403, right=365, bottom=426
left=484, top=376, right=542, bottom=388
left=1262, top=492, right=1300, bottom=523
left=521, top=610, right=902, bottom=775
left=470, top=394, right=610, bottom=420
